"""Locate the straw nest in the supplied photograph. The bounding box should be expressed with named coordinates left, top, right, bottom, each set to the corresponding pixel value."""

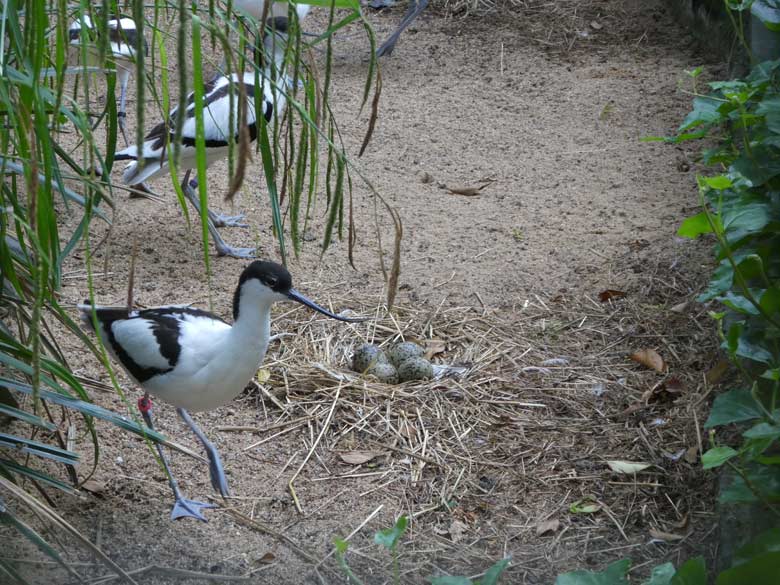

left=217, top=266, right=721, bottom=580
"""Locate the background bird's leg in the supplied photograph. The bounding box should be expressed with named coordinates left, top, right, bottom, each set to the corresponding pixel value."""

left=376, top=0, right=429, bottom=57
left=182, top=170, right=248, bottom=228
left=176, top=408, right=231, bottom=497
left=116, top=67, right=130, bottom=146
left=138, top=395, right=216, bottom=522
left=181, top=171, right=256, bottom=259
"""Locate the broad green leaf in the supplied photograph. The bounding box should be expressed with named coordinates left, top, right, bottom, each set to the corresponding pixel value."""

left=478, top=558, right=511, bottom=585
left=698, top=260, right=734, bottom=301
left=643, top=562, right=675, bottom=585
left=760, top=288, right=780, bottom=314
left=678, top=212, right=714, bottom=238
left=703, top=175, right=733, bottom=190
left=717, top=291, right=760, bottom=315
left=671, top=557, right=706, bottom=585
left=722, top=202, right=770, bottom=243
left=720, top=465, right=780, bottom=503
left=743, top=423, right=780, bottom=441
left=555, top=559, right=631, bottom=585
left=731, top=147, right=780, bottom=187
left=716, top=552, right=780, bottom=585
left=431, top=578, right=472, bottom=585
left=701, top=446, right=738, bottom=469
left=705, top=389, right=764, bottom=428
left=374, top=515, right=408, bottom=550
left=733, top=528, right=780, bottom=565
left=752, top=2, right=780, bottom=31
left=679, top=96, right=722, bottom=131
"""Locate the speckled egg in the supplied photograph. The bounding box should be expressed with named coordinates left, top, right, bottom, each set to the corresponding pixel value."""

left=387, top=342, right=425, bottom=367
left=397, top=356, right=434, bottom=382
left=366, top=362, right=399, bottom=384
left=351, top=344, right=389, bottom=373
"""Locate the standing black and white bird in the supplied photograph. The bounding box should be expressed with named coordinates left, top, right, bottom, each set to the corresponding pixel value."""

left=113, top=18, right=290, bottom=259
left=79, top=261, right=363, bottom=521
left=69, top=14, right=148, bottom=145
left=228, top=0, right=427, bottom=57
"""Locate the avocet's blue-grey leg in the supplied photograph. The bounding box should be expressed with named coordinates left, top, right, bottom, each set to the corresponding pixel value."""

left=181, top=170, right=255, bottom=259
left=176, top=408, right=230, bottom=497
left=376, top=0, right=429, bottom=57
left=137, top=395, right=217, bottom=522
left=181, top=172, right=248, bottom=228
left=116, top=67, right=131, bottom=146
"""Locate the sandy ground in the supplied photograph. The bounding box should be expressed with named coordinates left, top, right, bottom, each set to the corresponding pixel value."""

left=6, top=0, right=730, bottom=583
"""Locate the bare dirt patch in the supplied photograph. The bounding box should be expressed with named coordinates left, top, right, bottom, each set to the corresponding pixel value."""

left=7, top=0, right=729, bottom=583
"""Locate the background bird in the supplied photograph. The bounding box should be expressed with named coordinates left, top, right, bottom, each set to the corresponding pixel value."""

left=114, top=19, right=290, bottom=259
left=79, top=260, right=363, bottom=521
left=69, top=14, right=148, bottom=145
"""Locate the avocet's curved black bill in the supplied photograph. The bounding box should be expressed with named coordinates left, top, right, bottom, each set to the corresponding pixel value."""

left=287, top=289, right=367, bottom=322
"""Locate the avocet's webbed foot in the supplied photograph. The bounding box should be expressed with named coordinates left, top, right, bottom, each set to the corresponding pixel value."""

left=210, top=212, right=248, bottom=229
left=215, top=243, right=256, bottom=259
left=170, top=498, right=218, bottom=522
left=129, top=182, right=159, bottom=199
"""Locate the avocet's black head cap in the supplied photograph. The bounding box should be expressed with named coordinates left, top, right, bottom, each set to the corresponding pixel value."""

left=265, top=17, right=289, bottom=35
left=234, top=261, right=366, bottom=323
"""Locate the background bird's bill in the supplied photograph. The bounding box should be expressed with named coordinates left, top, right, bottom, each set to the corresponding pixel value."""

left=286, top=289, right=365, bottom=322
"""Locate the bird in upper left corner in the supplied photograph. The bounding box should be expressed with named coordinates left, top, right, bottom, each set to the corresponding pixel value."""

left=68, top=13, right=148, bottom=146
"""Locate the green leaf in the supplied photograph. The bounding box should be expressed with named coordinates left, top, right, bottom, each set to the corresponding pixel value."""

left=555, top=559, right=631, bottom=585
left=752, top=2, right=780, bottom=31
left=717, top=292, right=761, bottom=315
left=698, top=260, right=734, bottom=301
left=720, top=465, right=780, bottom=503
left=670, top=557, right=706, bottom=585
left=569, top=497, right=601, bottom=514
left=703, top=175, right=733, bottom=190
left=643, top=562, right=675, bottom=585
left=478, top=558, right=511, bottom=585
left=374, top=515, right=408, bottom=550
left=744, top=422, right=780, bottom=441
left=678, top=212, right=714, bottom=238
left=701, top=446, right=738, bottom=469
left=733, top=528, right=780, bottom=565
left=722, top=202, right=770, bottom=243
left=731, top=146, right=780, bottom=187
left=760, top=288, right=780, bottom=314
left=431, top=578, right=472, bottom=585
left=680, top=96, right=723, bottom=131
left=705, top=389, right=765, bottom=428
left=716, top=552, right=780, bottom=585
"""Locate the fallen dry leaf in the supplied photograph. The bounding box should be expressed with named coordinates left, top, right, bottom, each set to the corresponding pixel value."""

left=705, top=359, right=730, bottom=385
left=630, top=348, right=666, bottom=373
left=590, top=20, right=603, bottom=30
left=649, top=528, right=685, bottom=542
left=257, top=552, right=276, bottom=564
left=256, top=368, right=271, bottom=383
left=607, top=460, right=651, bottom=474
left=81, top=479, right=106, bottom=494
left=536, top=518, right=561, bottom=536
left=599, top=289, right=627, bottom=302
left=684, top=445, right=699, bottom=464
left=668, top=514, right=689, bottom=531
left=449, top=519, right=468, bottom=543
left=424, top=339, right=446, bottom=360
left=644, top=377, right=684, bottom=404
left=669, top=301, right=688, bottom=313
left=446, top=182, right=492, bottom=196
left=339, top=450, right=385, bottom=465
